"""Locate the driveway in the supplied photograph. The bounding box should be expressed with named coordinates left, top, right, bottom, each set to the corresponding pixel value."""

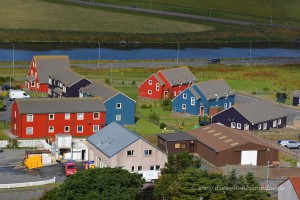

left=0, top=98, right=13, bottom=122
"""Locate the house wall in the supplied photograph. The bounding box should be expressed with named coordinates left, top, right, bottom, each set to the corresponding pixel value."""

left=172, top=88, right=199, bottom=115
left=104, top=93, right=136, bottom=125
left=293, top=96, right=300, bottom=106
left=278, top=180, right=299, bottom=200
left=25, top=59, right=38, bottom=91
left=11, top=104, right=106, bottom=138
left=11, top=102, right=21, bottom=137
left=139, top=75, right=163, bottom=99
left=85, top=142, right=112, bottom=168
left=157, top=136, right=196, bottom=155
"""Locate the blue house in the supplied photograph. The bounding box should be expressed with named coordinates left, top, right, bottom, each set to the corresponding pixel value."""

left=172, top=79, right=235, bottom=116
left=79, top=81, right=136, bottom=125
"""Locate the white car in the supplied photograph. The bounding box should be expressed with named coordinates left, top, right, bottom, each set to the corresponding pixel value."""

left=278, top=140, right=300, bottom=149
left=138, top=170, right=159, bottom=183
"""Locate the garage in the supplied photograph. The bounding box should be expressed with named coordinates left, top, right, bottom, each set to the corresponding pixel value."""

left=241, top=150, right=257, bottom=166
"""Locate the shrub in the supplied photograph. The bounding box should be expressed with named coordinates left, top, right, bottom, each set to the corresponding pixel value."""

left=132, top=80, right=136, bottom=86
left=160, top=122, right=167, bottom=129
left=7, top=139, right=20, bottom=149
left=149, top=112, right=160, bottom=122
left=141, top=104, right=148, bottom=109
left=105, top=79, right=110, bottom=85
left=0, top=100, right=4, bottom=111
left=263, top=87, right=270, bottom=91
left=0, top=91, right=8, bottom=98
left=161, top=99, right=172, bottom=111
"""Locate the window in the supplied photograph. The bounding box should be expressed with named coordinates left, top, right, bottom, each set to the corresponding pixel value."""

left=93, top=125, right=99, bottom=132
left=229, top=102, right=232, bottom=107
left=278, top=119, right=282, bottom=125
left=138, top=166, right=142, bottom=171
left=263, top=123, right=267, bottom=130
left=64, top=126, right=70, bottom=132
left=26, top=114, right=33, bottom=122
left=148, top=90, right=152, bottom=95
left=14, top=111, right=16, bottom=117
left=77, top=113, right=84, bottom=120
left=48, top=88, right=51, bottom=95
left=63, top=86, right=66, bottom=92
left=150, top=166, right=155, bottom=170
left=26, top=127, right=33, bottom=135
left=150, top=165, right=160, bottom=171
left=144, top=150, right=152, bottom=156
left=224, top=103, right=227, bottom=109
left=175, top=143, right=186, bottom=149
left=49, top=126, right=54, bottom=133
left=156, top=83, right=160, bottom=91
left=93, top=112, right=100, bottom=119
left=131, top=166, right=135, bottom=172
left=258, top=124, right=262, bottom=130
left=174, top=91, right=177, bottom=96
left=116, top=115, right=121, bottom=121
left=148, top=80, right=152, bottom=85
left=182, top=104, right=186, bottom=110
left=65, top=113, right=70, bottom=120
left=183, top=93, right=187, bottom=99
left=155, top=165, right=160, bottom=171
left=231, top=122, right=236, bottom=128
left=237, top=123, right=241, bottom=129
left=49, top=114, right=54, bottom=120
left=77, top=126, right=83, bottom=133
left=191, top=97, right=195, bottom=105
left=273, top=120, right=277, bottom=128
left=127, top=150, right=135, bottom=156
left=31, top=81, right=35, bottom=87
left=116, top=103, right=121, bottom=109
left=48, top=77, right=52, bottom=85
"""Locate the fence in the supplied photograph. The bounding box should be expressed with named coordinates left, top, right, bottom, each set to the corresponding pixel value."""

left=0, top=177, right=56, bottom=189
left=0, top=139, right=47, bottom=148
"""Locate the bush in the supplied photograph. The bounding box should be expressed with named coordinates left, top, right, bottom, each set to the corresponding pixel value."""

left=0, top=100, right=4, bottom=111
left=277, top=92, right=287, bottom=99
left=0, top=91, right=8, bottom=98
left=149, top=112, right=160, bottom=122
left=141, top=104, right=148, bottom=109
left=263, top=87, right=270, bottom=91
left=7, top=139, right=20, bottom=149
left=105, top=79, right=110, bottom=85
left=160, top=122, right=167, bottom=129
left=161, top=99, right=172, bottom=111
left=132, top=80, right=136, bottom=86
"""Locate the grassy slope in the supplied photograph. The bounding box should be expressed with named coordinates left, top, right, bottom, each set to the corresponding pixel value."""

left=0, top=0, right=212, bottom=34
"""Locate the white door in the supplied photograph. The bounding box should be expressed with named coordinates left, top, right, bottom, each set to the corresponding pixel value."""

left=241, top=150, right=257, bottom=166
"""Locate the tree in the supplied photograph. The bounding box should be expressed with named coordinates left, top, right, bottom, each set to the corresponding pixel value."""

left=41, top=168, right=144, bottom=200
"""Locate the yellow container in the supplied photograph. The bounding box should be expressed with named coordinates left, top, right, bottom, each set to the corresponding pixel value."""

left=24, top=155, right=43, bottom=169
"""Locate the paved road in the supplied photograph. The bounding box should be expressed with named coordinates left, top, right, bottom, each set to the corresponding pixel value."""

left=0, top=98, right=12, bottom=122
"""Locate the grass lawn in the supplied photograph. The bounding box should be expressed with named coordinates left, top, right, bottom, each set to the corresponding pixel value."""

left=0, top=122, right=10, bottom=140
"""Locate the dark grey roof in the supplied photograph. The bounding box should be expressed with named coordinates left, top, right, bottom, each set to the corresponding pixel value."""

left=34, top=56, right=70, bottom=84
left=153, top=74, right=165, bottom=85
left=80, top=81, right=118, bottom=101
left=195, top=79, right=234, bottom=100
left=234, top=100, right=287, bottom=124
left=53, top=88, right=63, bottom=95
left=51, top=68, right=87, bottom=87
left=294, top=90, right=300, bottom=97
left=159, top=67, right=198, bottom=86
left=87, top=122, right=140, bottom=158
left=16, top=97, right=106, bottom=114
left=25, top=75, right=36, bottom=82
left=158, top=132, right=196, bottom=141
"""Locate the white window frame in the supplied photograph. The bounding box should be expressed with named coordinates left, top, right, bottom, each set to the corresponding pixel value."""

left=229, top=102, right=232, bottom=107
left=150, top=166, right=155, bottom=171
left=49, top=114, right=54, bottom=120
left=77, top=125, right=83, bottom=133
left=26, top=127, right=33, bottom=135
left=26, top=114, right=33, bottom=122
left=278, top=119, right=282, bottom=125
left=127, top=150, right=135, bottom=156
left=93, top=125, right=99, bottom=132
left=258, top=124, right=262, bottom=130
left=148, top=90, right=152, bottom=95
left=224, top=103, right=227, bottom=109
left=63, top=86, right=66, bottom=93
left=48, top=88, right=51, bottom=95
left=31, top=81, right=35, bottom=87
left=191, top=97, right=195, bottom=106
left=64, top=126, right=70, bottom=132
left=65, top=113, right=70, bottom=120
left=48, top=77, right=52, bottom=85
left=116, top=103, right=122, bottom=109
left=183, top=93, right=187, bottom=99
left=148, top=80, right=152, bottom=85
left=49, top=126, right=54, bottom=133
left=231, top=122, right=236, bottom=128
left=263, top=123, right=267, bottom=130
left=77, top=113, right=84, bottom=120
left=93, top=112, right=100, bottom=120
left=237, top=123, right=241, bottom=129
left=273, top=120, right=277, bottom=128
left=144, top=150, right=152, bottom=156
left=116, top=115, right=122, bottom=121
left=156, top=83, right=160, bottom=91
left=182, top=104, right=186, bottom=110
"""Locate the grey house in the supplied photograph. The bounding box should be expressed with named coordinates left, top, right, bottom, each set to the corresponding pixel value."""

left=211, top=100, right=287, bottom=130
left=86, top=122, right=167, bottom=172
left=49, top=69, right=91, bottom=98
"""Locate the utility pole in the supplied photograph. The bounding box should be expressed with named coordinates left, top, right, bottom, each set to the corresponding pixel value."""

left=249, top=41, right=252, bottom=61
left=266, top=161, right=270, bottom=190
left=150, top=0, right=152, bottom=10
left=13, top=43, right=15, bottom=80
left=270, top=13, right=273, bottom=26
left=98, top=42, right=100, bottom=69
left=110, top=64, right=112, bottom=84
left=176, top=42, right=180, bottom=65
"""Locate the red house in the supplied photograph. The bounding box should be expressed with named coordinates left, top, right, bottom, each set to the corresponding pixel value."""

left=138, top=67, right=198, bottom=99
left=11, top=98, right=106, bottom=139
left=25, top=55, right=71, bottom=93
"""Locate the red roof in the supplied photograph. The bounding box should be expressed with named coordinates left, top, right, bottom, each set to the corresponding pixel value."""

left=290, top=177, right=300, bottom=199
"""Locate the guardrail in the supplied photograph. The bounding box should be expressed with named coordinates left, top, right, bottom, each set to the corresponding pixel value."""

left=0, top=177, right=56, bottom=189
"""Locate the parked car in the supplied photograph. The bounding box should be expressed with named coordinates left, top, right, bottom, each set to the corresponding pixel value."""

left=65, top=162, right=77, bottom=177
left=1, top=85, right=14, bottom=91
left=9, top=90, right=30, bottom=100
left=208, top=58, right=221, bottom=64
left=278, top=140, right=300, bottom=149
left=138, top=170, right=159, bottom=183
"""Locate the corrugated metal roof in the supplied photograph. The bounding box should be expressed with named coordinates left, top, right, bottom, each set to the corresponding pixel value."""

left=187, top=123, right=273, bottom=152
left=51, top=68, right=86, bottom=87
left=87, top=122, right=140, bottom=158
left=53, top=88, right=63, bottom=95
left=234, top=100, right=287, bottom=124
left=294, top=90, right=300, bottom=97
left=195, top=79, right=234, bottom=100
left=159, top=67, right=198, bottom=86
left=80, top=81, right=118, bottom=101
left=153, top=74, right=165, bottom=85
left=34, top=56, right=71, bottom=84
left=158, top=132, right=196, bottom=141
left=16, top=97, right=106, bottom=114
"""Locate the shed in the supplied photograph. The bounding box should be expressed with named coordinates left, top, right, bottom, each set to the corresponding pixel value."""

left=72, top=140, right=88, bottom=161
left=25, top=150, right=52, bottom=165
left=293, top=116, right=300, bottom=128
left=293, top=90, right=300, bottom=106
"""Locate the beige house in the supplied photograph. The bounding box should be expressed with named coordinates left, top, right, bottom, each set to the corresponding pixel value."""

left=86, top=122, right=167, bottom=172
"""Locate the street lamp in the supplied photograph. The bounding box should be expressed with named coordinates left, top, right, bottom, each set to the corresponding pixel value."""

left=266, top=161, right=270, bottom=190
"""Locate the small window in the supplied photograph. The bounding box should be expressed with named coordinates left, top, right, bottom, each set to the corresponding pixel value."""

left=156, top=83, right=160, bottom=91
left=183, top=93, right=187, bottom=99
left=175, top=143, right=180, bottom=149
left=48, top=77, right=52, bottom=85
left=116, top=115, right=121, bottom=121
left=26, top=114, right=33, bottom=122
left=263, top=123, right=267, bottom=130
left=278, top=119, right=282, bottom=125
left=273, top=120, right=277, bottom=128
left=77, top=126, right=83, bottom=133
left=224, top=103, right=227, bottom=109
left=49, top=126, right=54, bottom=133
left=93, top=112, right=100, bottom=119
left=182, top=104, right=186, bottom=110
left=131, top=166, right=135, bottom=172
left=127, top=150, right=135, bottom=156
left=148, top=90, right=152, bottom=95
left=65, top=113, right=70, bottom=120
left=148, top=80, right=152, bottom=85
left=191, top=97, right=195, bottom=105
left=155, top=165, right=160, bottom=171
left=231, top=122, right=236, bottom=128
left=150, top=166, right=155, bottom=171
left=26, top=127, right=33, bottom=135
left=77, top=113, right=84, bottom=120
left=144, top=150, right=152, bottom=156
left=258, top=124, right=262, bottom=130
left=237, top=123, right=241, bottom=129
left=138, top=166, right=142, bottom=171
left=49, top=114, right=54, bottom=120
left=93, top=125, right=99, bottom=132
left=64, top=126, right=70, bottom=132
left=116, top=103, right=121, bottom=109
left=31, top=82, right=35, bottom=87
left=229, top=102, right=232, bottom=107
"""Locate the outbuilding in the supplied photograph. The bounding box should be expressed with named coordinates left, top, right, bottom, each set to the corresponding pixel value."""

left=293, top=90, right=300, bottom=106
